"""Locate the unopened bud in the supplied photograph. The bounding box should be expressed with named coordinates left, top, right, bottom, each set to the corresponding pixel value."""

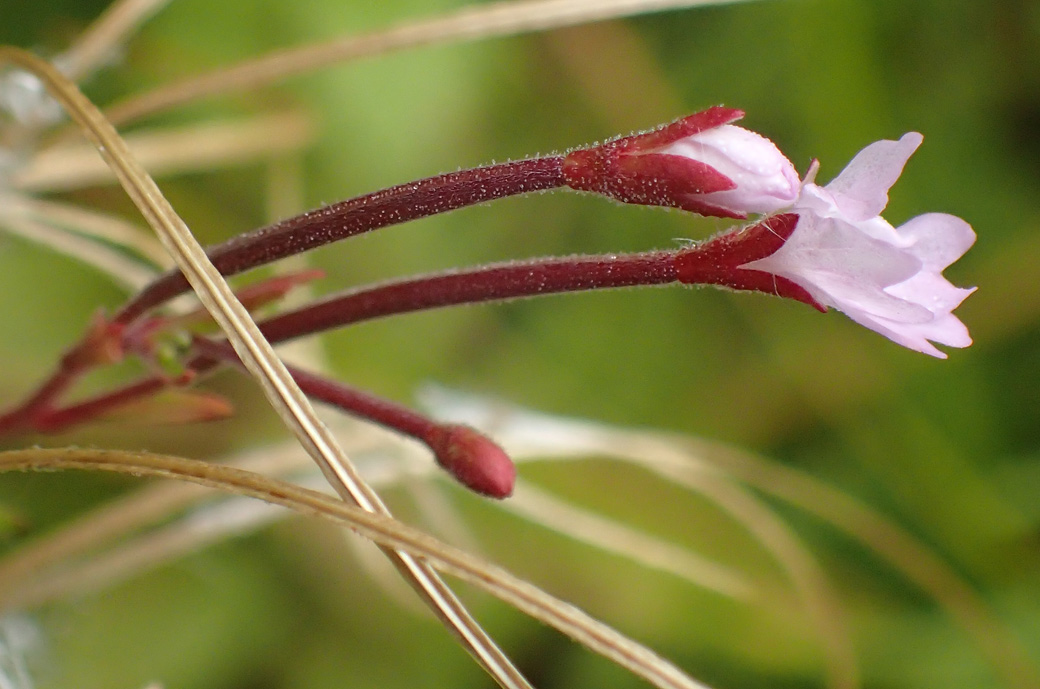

left=563, top=106, right=799, bottom=218
left=427, top=424, right=516, bottom=499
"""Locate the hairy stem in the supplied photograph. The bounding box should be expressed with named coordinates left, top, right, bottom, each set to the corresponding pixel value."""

left=257, top=250, right=681, bottom=344
left=115, top=156, right=565, bottom=323
left=192, top=338, right=517, bottom=497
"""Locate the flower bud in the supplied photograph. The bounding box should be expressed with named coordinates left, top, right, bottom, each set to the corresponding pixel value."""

left=562, top=106, right=800, bottom=218
left=427, top=424, right=516, bottom=498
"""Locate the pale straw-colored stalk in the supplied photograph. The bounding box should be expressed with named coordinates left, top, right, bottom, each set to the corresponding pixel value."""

left=15, top=111, right=314, bottom=193
left=0, top=447, right=716, bottom=689
left=427, top=388, right=1040, bottom=689
left=57, top=0, right=173, bottom=83
left=101, top=0, right=762, bottom=128
left=4, top=3, right=1029, bottom=688
left=5, top=390, right=1036, bottom=688
left=0, top=419, right=750, bottom=613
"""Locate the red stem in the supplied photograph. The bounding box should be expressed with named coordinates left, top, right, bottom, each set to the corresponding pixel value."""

left=0, top=158, right=564, bottom=433
left=9, top=249, right=677, bottom=435
left=1, top=215, right=818, bottom=437
left=256, top=251, right=680, bottom=345
left=7, top=250, right=681, bottom=436
left=114, top=156, right=566, bottom=324
left=191, top=339, right=516, bottom=497
left=29, top=377, right=169, bottom=433
left=250, top=215, right=820, bottom=348
left=0, top=367, right=78, bottom=433
left=202, top=338, right=442, bottom=442
left=0, top=336, right=106, bottom=434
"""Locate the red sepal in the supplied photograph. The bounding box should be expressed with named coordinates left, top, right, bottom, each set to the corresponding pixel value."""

left=674, top=213, right=826, bottom=311
left=611, top=106, right=744, bottom=153
left=561, top=106, right=746, bottom=216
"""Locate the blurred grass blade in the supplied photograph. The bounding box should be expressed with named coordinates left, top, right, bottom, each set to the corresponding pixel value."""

left=692, top=437, right=1040, bottom=689
left=59, top=0, right=173, bottom=83
left=0, top=448, right=718, bottom=689
left=19, top=112, right=314, bottom=193
left=637, top=459, right=858, bottom=689
left=4, top=195, right=171, bottom=269
left=425, top=388, right=1040, bottom=689
left=0, top=208, right=158, bottom=290
left=102, top=0, right=764, bottom=127
left=424, top=387, right=859, bottom=689
left=506, top=480, right=754, bottom=599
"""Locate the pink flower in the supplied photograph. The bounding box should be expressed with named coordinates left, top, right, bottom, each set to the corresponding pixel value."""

left=742, top=133, right=976, bottom=358
left=562, top=107, right=800, bottom=218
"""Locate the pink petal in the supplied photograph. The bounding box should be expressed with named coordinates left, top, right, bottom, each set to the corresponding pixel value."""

left=826, top=132, right=923, bottom=221
left=895, top=213, right=977, bottom=270
left=661, top=125, right=800, bottom=214
left=805, top=270, right=936, bottom=323
left=914, top=312, right=974, bottom=349
left=886, top=271, right=976, bottom=312
left=792, top=184, right=907, bottom=247
left=853, top=309, right=973, bottom=359
left=844, top=311, right=950, bottom=358
left=752, top=214, right=921, bottom=288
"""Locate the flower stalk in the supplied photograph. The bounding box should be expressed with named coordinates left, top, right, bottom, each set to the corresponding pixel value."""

left=114, top=106, right=803, bottom=325
left=193, top=337, right=517, bottom=498
left=0, top=106, right=977, bottom=498
left=115, top=156, right=568, bottom=323
left=253, top=214, right=820, bottom=346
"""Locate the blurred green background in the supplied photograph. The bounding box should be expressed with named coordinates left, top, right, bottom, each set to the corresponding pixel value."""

left=0, top=0, right=1038, bottom=688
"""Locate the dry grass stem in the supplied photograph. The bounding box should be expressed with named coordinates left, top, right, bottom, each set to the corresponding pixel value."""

left=2, top=194, right=170, bottom=269
left=0, top=424, right=751, bottom=618
left=58, top=0, right=172, bottom=83
left=4, top=383, right=1028, bottom=688
left=507, top=480, right=754, bottom=599
left=17, top=111, right=314, bottom=193
left=0, top=208, right=157, bottom=290
left=0, top=420, right=432, bottom=602
left=102, top=0, right=760, bottom=127
left=0, top=48, right=528, bottom=689
left=495, top=411, right=855, bottom=687
left=0, top=4, right=1016, bottom=684
left=0, top=447, right=717, bottom=689
left=428, top=389, right=1037, bottom=689
left=0, top=437, right=330, bottom=596
left=692, top=439, right=1040, bottom=689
